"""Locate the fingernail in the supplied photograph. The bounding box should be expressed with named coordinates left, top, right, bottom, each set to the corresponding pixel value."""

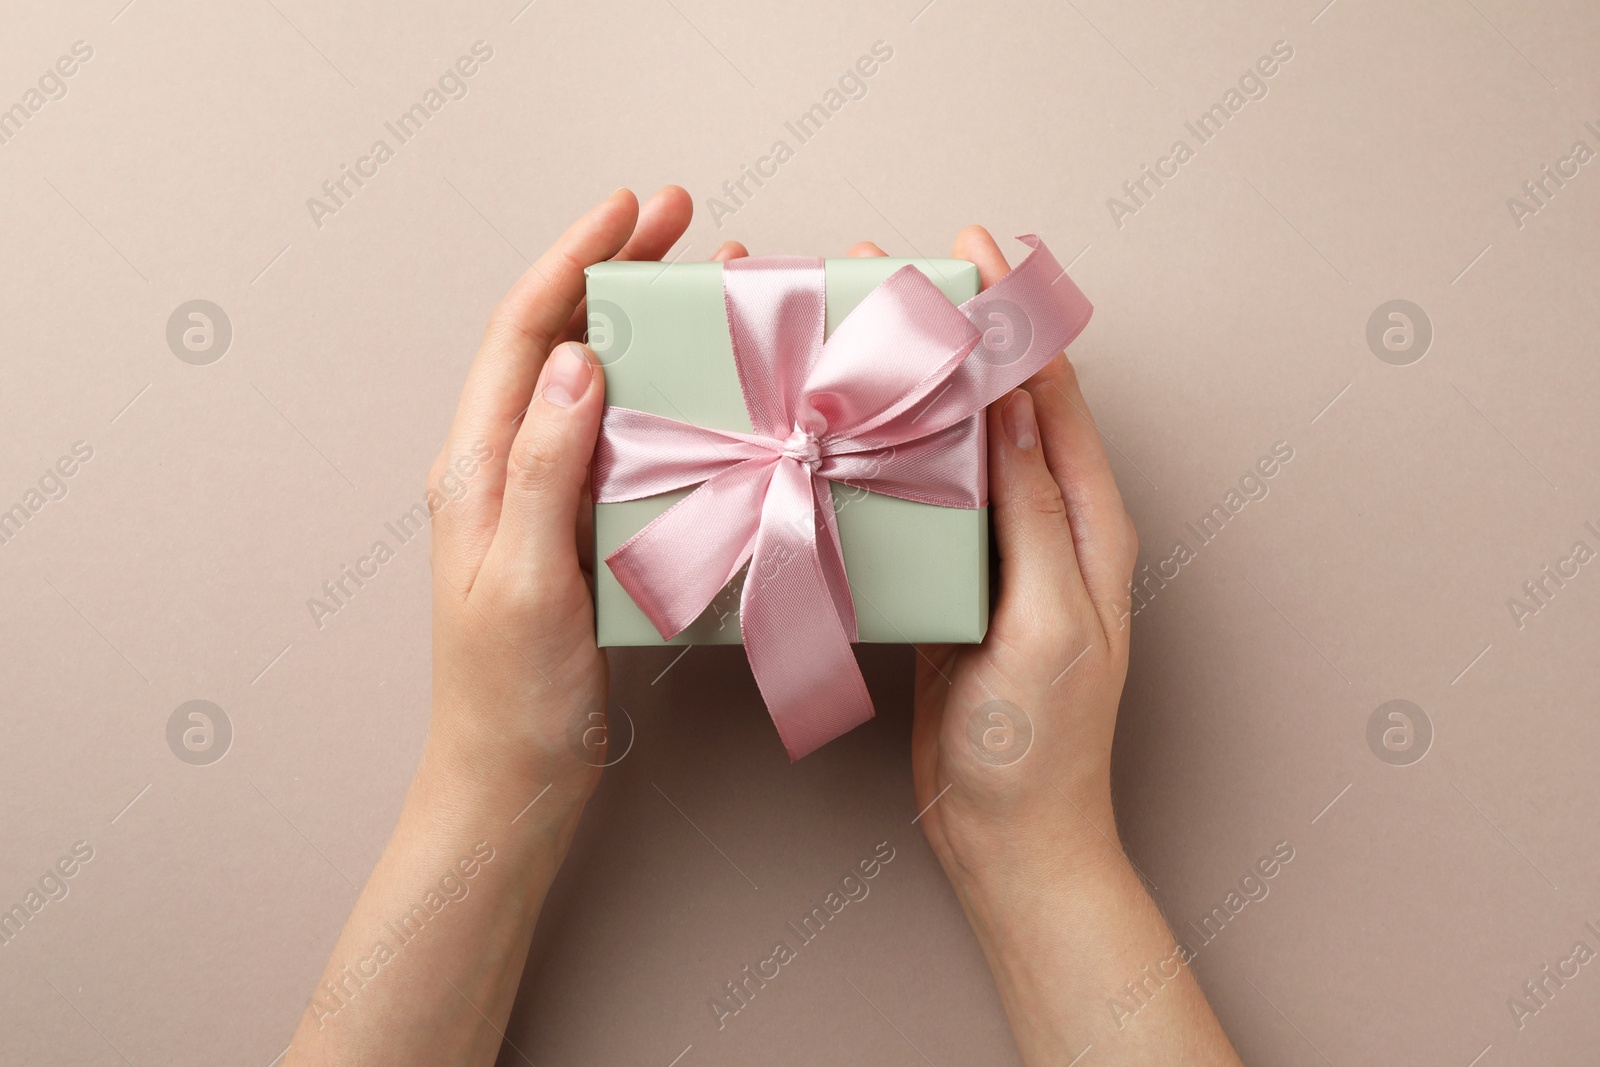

left=540, top=343, right=594, bottom=408
left=1002, top=390, right=1036, bottom=450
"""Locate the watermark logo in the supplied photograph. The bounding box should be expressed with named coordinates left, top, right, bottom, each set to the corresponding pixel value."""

left=710, top=841, right=896, bottom=1031
left=1506, top=920, right=1600, bottom=1030
left=0, top=840, right=95, bottom=950
left=1106, top=40, right=1296, bottom=229
left=585, top=299, right=633, bottom=367
left=1507, top=522, right=1599, bottom=631
left=966, top=699, right=1033, bottom=766
left=309, top=842, right=496, bottom=1029
left=1365, top=300, right=1431, bottom=366
left=1506, top=122, right=1600, bottom=230
left=306, top=42, right=495, bottom=231
left=0, top=40, right=94, bottom=150
left=166, top=700, right=232, bottom=766
left=566, top=701, right=635, bottom=767
left=1366, top=699, right=1432, bottom=766
left=704, top=40, right=895, bottom=228
left=166, top=300, right=232, bottom=366
left=1132, top=442, right=1296, bottom=618
left=1109, top=841, right=1295, bottom=1030
left=307, top=441, right=493, bottom=631
left=0, top=440, right=93, bottom=550
left=970, top=298, right=1034, bottom=367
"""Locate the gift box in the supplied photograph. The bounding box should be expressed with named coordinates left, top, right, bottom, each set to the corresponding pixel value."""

left=584, top=235, right=1089, bottom=759
left=587, top=257, right=987, bottom=648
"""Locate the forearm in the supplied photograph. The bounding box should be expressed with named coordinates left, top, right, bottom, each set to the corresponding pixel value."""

left=278, top=187, right=679, bottom=1064
left=940, top=791, right=1242, bottom=1066
left=284, top=739, right=588, bottom=1066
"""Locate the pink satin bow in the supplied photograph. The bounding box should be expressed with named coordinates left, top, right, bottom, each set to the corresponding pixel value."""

left=593, top=236, right=1093, bottom=760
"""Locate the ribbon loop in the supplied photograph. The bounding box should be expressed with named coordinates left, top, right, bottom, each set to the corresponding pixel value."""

left=594, top=237, right=1093, bottom=759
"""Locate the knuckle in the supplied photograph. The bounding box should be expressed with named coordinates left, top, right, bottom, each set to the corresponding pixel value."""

left=425, top=455, right=449, bottom=498
left=506, top=430, right=567, bottom=495
left=1032, top=351, right=1077, bottom=393
left=1058, top=354, right=1082, bottom=388
left=483, top=292, right=554, bottom=357
left=425, top=456, right=470, bottom=516
left=1120, top=514, right=1141, bottom=572
left=1096, top=595, right=1133, bottom=651
left=1006, top=479, right=1069, bottom=523
left=473, top=565, right=536, bottom=617
left=549, top=245, right=587, bottom=280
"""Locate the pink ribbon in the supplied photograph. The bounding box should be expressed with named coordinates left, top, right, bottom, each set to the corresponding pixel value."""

left=594, top=236, right=1093, bottom=759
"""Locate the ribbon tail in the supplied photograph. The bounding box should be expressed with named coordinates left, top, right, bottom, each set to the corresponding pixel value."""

left=605, top=458, right=774, bottom=639
left=813, top=476, right=857, bottom=641
left=742, top=460, right=873, bottom=760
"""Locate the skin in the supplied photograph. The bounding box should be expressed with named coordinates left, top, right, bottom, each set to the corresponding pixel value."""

left=284, top=189, right=1242, bottom=1066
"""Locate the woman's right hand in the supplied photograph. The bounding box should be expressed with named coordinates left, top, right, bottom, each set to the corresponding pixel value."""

left=849, top=230, right=1242, bottom=1065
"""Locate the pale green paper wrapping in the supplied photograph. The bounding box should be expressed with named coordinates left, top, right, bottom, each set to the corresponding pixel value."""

left=587, top=258, right=987, bottom=647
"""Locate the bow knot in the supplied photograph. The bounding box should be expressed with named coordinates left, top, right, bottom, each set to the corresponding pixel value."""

left=778, top=425, right=825, bottom=471
left=593, top=235, right=1093, bottom=760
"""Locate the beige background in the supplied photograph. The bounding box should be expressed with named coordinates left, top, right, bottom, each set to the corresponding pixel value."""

left=2, top=0, right=1597, bottom=1064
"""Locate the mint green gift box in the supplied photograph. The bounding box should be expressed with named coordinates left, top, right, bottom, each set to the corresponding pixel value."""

left=586, top=258, right=988, bottom=647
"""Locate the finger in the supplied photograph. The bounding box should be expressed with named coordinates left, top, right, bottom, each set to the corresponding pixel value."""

left=1024, top=356, right=1136, bottom=642
left=712, top=240, right=749, bottom=262
left=571, top=187, right=694, bottom=578
left=987, top=389, right=1096, bottom=651
left=479, top=342, right=607, bottom=597
left=615, top=185, right=693, bottom=262
left=847, top=241, right=888, bottom=258
left=431, top=190, right=639, bottom=585
left=577, top=462, right=597, bottom=578
left=460, top=189, right=637, bottom=443
left=951, top=225, right=1012, bottom=288
left=954, top=226, right=1136, bottom=644
left=558, top=185, right=696, bottom=343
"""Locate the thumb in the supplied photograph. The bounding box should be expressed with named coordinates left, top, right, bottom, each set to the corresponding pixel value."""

left=485, top=341, right=606, bottom=584
left=989, top=389, right=1090, bottom=635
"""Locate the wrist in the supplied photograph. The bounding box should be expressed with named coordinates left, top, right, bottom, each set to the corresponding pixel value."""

left=417, top=721, right=598, bottom=832
left=930, top=776, right=1123, bottom=911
